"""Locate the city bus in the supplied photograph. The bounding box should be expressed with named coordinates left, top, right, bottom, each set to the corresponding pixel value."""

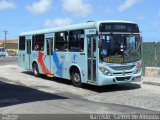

left=18, top=20, right=142, bottom=87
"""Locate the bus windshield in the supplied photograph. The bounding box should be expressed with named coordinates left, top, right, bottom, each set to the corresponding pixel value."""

left=99, top=34, right=141, bottom=63
left=0, top=47, right=5, bottom=52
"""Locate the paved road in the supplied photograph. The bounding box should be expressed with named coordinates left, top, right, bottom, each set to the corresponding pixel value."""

left=0, top=56, right=18, bottom=65
left=0, top=57, right=160, bottom=116
left=0, top=77, right=159, bottom=114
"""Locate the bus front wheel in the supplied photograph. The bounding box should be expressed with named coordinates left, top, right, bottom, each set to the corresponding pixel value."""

left=71, top=70, right=82, bottom=87
left=32, top=63, right=40, bottom=77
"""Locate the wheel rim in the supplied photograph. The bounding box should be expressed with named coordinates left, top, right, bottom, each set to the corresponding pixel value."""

left=33, top=65, right=38, bottom=75
left=73, top=73, right=80, bottom=83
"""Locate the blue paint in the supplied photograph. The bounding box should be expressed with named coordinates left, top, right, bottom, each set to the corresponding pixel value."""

left=73, top=53, right=77, bottom=61
left=33, top=52, right=38, bottom=58
left=72, top=53, right=77, bottom=63
left=53, top=52, right=63, bottom=77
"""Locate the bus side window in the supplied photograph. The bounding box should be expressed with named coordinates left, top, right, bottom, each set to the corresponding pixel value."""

left=54, top=31, right=68, bottom=51
left=69, top=30, right=84, bottom=52
left=32, top=35, right=35, bottom=51
left=19, top=36, right=25, bottom=50
left=33, top=34, right=44, bottom=51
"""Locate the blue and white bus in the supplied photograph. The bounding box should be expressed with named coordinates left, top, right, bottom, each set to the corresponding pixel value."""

left=18, top=20, right=142, bottom=87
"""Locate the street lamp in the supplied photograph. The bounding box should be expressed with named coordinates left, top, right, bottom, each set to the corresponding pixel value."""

left=3, top=31, right=8, bottom=51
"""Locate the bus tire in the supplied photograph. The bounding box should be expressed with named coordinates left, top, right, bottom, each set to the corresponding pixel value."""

left=32, top=63, right=40, bottom=77
left=71, top=69, right=82, bottom=87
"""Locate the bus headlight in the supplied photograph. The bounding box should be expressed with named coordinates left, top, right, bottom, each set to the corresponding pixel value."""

left=134, top=63, right=141, bottom=74
left=99, top=67, right=111, bottom=76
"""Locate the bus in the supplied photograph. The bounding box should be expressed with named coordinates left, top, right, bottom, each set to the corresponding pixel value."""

left=18, top=20, right=142, bottom=87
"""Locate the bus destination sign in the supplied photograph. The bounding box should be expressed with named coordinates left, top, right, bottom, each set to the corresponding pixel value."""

left=99, top=23, right=139, bottom=33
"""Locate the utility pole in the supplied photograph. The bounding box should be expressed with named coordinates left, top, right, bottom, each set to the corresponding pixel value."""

left=3, top=31, right=8, bottom=51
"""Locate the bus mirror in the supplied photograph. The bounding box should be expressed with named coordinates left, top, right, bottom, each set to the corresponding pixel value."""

left=140, top=37, right=143, bottom=42
left=98, top=39, right=102, bottom=48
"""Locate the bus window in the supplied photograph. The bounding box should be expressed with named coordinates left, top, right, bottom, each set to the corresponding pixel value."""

left=54, top=31, right=68, bottom=51
left=0, top=47, right=4, bottom=52
left=33, top=34, right=44, bottom=51
left=47, top=38, right=53, bottom=55
left=69, top=30, right=84, bottom=52
left=19, top=36, right=25, bottom=50
left=32, top=35, right=35, bottom=50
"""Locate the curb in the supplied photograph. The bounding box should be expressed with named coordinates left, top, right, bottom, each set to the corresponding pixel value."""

left=142, top=77, right=160, bottom=86
left=143, top=81, right=160, bottom=86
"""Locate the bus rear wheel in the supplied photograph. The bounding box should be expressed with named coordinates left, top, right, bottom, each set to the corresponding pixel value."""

left=71, top=70, right=82, bottom=87
left=32, top=63, right=40, bottom=77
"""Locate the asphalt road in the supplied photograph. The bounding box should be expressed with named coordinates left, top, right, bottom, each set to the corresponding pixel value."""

left=0, top=56, right=18, bottom=65
left=0, top=57, right=160, bottom=119
left=0, top=77, right=159, bottom=113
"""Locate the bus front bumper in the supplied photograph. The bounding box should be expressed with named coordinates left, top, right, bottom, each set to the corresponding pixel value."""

left=97, top=72, right=142, bottom=86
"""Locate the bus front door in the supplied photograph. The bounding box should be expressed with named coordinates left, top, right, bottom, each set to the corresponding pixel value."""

left=87, top=36, right=97, bottom=83
left=26, top=38, right=31, bottom=70
left=45, top=37, right=53, bottom=74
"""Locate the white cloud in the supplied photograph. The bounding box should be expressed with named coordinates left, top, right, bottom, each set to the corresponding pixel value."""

left=118, top=0, right=140, bottom=12
left=0, top=0, right=16, bottom=10
left=62, top=0, right=92, bottom=17
left=44, top=18, right=73, bottom=28
left=26, top=0, right=52, bottom=15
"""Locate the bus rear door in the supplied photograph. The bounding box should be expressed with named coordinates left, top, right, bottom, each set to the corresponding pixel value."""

left=26, top=36, right=32, bottom=70
left=44, top=33, right=54, bottom=75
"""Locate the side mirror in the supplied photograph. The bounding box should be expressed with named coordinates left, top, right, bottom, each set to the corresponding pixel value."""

left=140, top=36, right=143, bottom=42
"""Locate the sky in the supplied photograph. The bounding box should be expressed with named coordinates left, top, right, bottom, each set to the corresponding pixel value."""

left=0, top=0, right=160, bottom=42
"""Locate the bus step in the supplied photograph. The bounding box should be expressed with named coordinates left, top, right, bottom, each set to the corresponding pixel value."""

left=87, top=81, right=97, bottom=85
left=47, top=74, right=54, bottom=78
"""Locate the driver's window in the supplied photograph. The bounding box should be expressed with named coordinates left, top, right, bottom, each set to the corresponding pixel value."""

left=127, top=36, right=136, bottom=50
left=100, top=35, right=110, bottom=57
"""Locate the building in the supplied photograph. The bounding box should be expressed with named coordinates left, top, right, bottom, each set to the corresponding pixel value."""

left=0, top=39, right=18, bottom=54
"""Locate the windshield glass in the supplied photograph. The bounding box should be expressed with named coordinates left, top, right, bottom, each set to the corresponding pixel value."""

left=0, top=48, right=5, bottom=52
left=99, top=34, right=141, bottom=63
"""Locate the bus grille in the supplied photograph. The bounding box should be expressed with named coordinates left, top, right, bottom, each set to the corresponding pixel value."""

left=109, top=65, right=135, bottom=71
left=116, top=77, right=131, bottom=81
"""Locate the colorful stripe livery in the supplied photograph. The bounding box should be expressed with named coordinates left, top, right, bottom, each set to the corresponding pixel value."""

left=38, top=51, right=51, bottom=74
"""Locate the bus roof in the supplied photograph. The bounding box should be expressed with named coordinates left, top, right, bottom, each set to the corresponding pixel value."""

left=20, top=20, right=137, bottom=36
